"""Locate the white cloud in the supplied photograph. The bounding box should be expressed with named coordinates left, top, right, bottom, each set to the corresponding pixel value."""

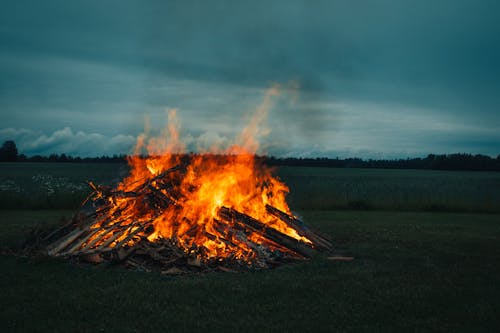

left=0, top=127, right=136, bottom=157
left=1, top=89, right=499, bottom=159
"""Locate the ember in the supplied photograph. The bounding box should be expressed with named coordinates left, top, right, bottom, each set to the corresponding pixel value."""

left=44, top=87, right=332, bottom=272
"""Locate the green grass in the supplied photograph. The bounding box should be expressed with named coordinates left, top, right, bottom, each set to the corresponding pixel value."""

left=1, top=210, right=499, bottom=332
left=279, top=167, right=500, bottom=213
left=0, top=210, right=73, bottom=249
left=1, top=164, right=499, bottom=331
left=0, top=163, right=127, bottom=209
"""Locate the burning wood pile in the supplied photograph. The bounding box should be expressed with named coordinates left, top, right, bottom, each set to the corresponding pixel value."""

left=44, top=154, right=331, bottom=273
left=42, top=91, right=332, bottom=273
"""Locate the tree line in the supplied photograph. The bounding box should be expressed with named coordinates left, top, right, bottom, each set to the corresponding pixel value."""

left=262, top=154, right=500, bottom=171
left=0, top=140, right=127, bottom=163
left=1, top=140, right=499, bottom=171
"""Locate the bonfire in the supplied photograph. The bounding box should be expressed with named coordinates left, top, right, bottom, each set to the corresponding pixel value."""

left=41, top=88, right=332, bottom=273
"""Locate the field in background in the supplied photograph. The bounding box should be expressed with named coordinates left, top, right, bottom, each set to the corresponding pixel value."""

left=1, top=162, right=499, bottom=212
left=0, top=163, right=128, bottom=209
left=280, top=166, right=500, bottom=213
left=1, top=209, right=499, bottom=332
left=1, top=163, right=499, bottom=331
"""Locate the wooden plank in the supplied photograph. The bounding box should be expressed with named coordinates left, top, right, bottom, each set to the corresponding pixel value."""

left=76, top=224, right=123, bottom=253
left=212, top=218, right=298, bottom=257
left=61, top=227, right=102, bottom=255
left=218, top=207, right=316, bottom=258
left=265, top=204, right=333, bottom=250
left=99, top=224, right=146, bottom=252
left=47, top=228, right=87, bottom=256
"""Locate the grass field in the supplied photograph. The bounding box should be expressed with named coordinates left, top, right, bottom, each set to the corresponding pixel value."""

left=1, top=162, right=499, bottom=212
left=1, top=210, right=499, bottom=332
left=0, top=163, right=128, bottom=209
left=1, top=163, right=499, bottom=332
left=279, top=166, right=500, bottom=213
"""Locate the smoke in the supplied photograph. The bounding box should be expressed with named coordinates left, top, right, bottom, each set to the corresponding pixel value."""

left=235, top=85, right=281, bottom=154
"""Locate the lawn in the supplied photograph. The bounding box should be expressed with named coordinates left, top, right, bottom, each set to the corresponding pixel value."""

left=1, top=209, right=499, bottom=332
left=1, top=163, right=499, bottom=331
left=0, top=163, right=128, bottom=209
left=279, top=166, right=500, bottom=212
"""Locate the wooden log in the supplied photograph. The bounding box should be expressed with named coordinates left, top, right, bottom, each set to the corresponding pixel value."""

left=212, top=218, right=301, bottom=257
left=85, top=229, right=129, bottom=254
left=128, top=164, right=184, bottom=194
left=265, top=205, right=308, bottom=229
left=265, top=204, right=333, bottom=251
left=47, top=228, right=87, bottom=256
left=218, top=207, right=316, bottom=258
left=146, top=184, right=175, bottom=207
left=99, top=224, right=146, bottom=252
left=61, top=227, right=103, bottom=255
left=85, top=164, right=181, bottom=212
left=65, top=210, right=135, bottom=255
left=76, top=224, right=124, bottom=253
left=41, top=210, right=93, bottom=243
left=81, top=219, right=151, bottom=256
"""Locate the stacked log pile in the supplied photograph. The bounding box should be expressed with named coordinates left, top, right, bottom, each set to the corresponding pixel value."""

left=42, top=164, right=332, bottom=273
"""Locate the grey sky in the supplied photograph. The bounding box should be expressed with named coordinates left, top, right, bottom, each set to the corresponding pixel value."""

left=1, top=0, right=499, bottom=157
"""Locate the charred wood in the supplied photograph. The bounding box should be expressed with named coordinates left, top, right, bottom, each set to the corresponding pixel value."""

left=218, top=206, right=316, bottom=258
left=265, top=204, right=333, bottom=251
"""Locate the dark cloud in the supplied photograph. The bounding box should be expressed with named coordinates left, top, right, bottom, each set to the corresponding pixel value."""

left=1, top=0, right=499, bottom=157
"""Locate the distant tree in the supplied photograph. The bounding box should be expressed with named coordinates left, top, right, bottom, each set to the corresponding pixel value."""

left=48, top=154, right=59, bottom=162
left=30, top=155, right=46, bottom=162
left=0, top=140, right=18, bottom=161
left=59, top=153, right=69, bottom=162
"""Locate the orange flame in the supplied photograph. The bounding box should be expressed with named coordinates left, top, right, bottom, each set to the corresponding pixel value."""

left=89, top=86, right=310, bottom=262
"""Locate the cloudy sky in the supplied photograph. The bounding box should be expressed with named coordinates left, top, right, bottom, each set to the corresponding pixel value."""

left=1, top=0, right=499, bottom=158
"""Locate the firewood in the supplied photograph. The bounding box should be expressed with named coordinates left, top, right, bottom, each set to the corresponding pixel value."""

left=76, top=225, right=124, bottom=253
left=212, top=217, right=299, bottom=257
left=265, top=204, right=308, bottom=230
left=88, top=227, right=134, bottom=253
left=265, top=204, right=333, bottom=250
left=47, top=228, right=88, bottom=256
left=43, top=159, right=332, bottom=272
left=128, top=164, right=184, bottom=194
left=104, top=222, right=150, bottom=250
left=41, top=213, right=81, bottom=242
left=218, top=207, right=316, bottom=258
left=61, top=227, right=104, bottom=255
